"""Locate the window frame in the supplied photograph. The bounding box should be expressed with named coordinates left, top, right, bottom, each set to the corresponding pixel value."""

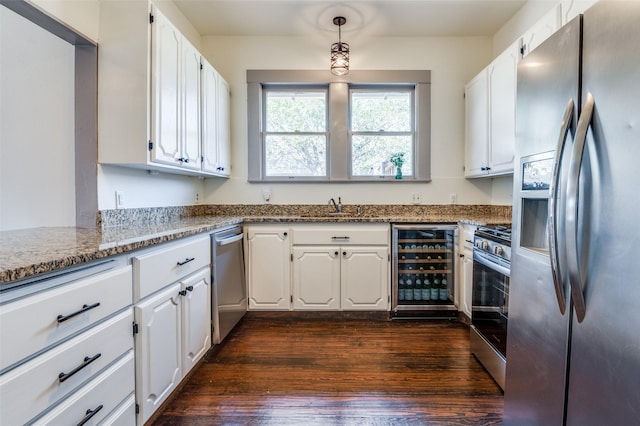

left=247, top=70, right=431, bottom=182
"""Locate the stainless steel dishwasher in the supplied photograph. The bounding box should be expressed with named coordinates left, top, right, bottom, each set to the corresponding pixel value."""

left=211, top=226, right=247, bottom=344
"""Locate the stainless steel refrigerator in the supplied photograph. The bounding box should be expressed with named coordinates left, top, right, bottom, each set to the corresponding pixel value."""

left=505, top=2, right=640, bottom=424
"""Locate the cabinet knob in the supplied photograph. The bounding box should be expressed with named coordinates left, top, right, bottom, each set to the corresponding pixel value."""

left=178, top=290, right=187, bottom=296
left=283, top=232, right=288, bottom=237
left=342, top=251, right=347, bottom=256
left=335, top=251, right=339, bottom=256
left=186, top=285, right=194, bottom=292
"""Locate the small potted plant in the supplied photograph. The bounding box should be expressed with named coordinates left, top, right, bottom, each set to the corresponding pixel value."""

left=390, top=152, right=405, bottom=179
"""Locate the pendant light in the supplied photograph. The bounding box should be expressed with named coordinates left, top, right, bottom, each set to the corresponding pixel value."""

left=330, top=16, right=349, bottom=75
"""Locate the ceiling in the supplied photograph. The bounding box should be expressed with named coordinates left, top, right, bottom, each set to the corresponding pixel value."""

left=173, top=0, right=529, bottom=38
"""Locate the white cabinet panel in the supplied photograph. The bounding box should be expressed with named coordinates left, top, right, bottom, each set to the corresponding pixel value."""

left=180, top=37, right=201, bottom=170
left=521, top=5, right=562, bottom=58
left=341, top=247, right=389, bottom=310
left=30, top=352, right=134, bottom=426
left=246, top=226, right=291, bottom=310
left=562, top=0, right=599, bottom=24
left=135, top=282, right=182, bottom=424
left=292, top=224, right=389, bottom=246
left=133, top=235, right=210, bottom=301
left=181, top=268, right=212, bottom=372
left=464, top=68, right=489, bottom=177
left=201, top=60, right=231, bottom=176
left=0, top=310, right=133, bottom=426
left=0, top=265, right=132, bottom=371
left=292, top=247, right=341, bottom=310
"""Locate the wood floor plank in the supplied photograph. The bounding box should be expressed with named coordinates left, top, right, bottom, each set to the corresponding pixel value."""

left=152, top=314, right=503, bottom=425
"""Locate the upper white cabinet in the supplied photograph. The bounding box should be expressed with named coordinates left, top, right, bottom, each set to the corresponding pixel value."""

left=98, top=1, right=230, bottom=178
left=520, top=4, right=562, bottom=58
left=561, top=0, right=598, bottom=24
left=465, top=41, right=518, bottom=178
left=201, top=59, right=231, bottom=176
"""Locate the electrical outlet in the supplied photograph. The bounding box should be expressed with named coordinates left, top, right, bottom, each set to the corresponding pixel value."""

left=115, top=191, right=125, bottom=209
left=449, top=193, right=458, bottom=204
left=411, top=192, right=422, bottom=204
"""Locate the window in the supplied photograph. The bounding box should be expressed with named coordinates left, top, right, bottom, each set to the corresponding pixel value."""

left=247, top=70, right=431, bottom=182
left=263, top=86, right=328, bottom=178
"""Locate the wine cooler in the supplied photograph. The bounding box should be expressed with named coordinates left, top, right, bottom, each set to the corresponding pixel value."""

left=391, top=224, right=458, bottom=316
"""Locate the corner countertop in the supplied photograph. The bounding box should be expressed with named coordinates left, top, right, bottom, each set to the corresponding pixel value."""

left=1, top=204, right=511, bottom=286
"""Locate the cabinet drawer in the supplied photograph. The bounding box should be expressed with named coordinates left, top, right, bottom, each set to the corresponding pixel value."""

left=30, top=352, right=135, bottom=426
left=292, top=224, right=389, bottom=246
left=0, top=265, right=132, bottom=371
left=0, top=310, right=133, bottom=426
left=133, top=235, right=210, bottom=300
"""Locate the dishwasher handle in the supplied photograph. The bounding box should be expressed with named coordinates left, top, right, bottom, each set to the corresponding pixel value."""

left=216, top=233, right=244, bottom=246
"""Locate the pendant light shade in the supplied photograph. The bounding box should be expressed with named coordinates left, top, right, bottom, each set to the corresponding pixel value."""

left=330, top=16, right=349, bottom=75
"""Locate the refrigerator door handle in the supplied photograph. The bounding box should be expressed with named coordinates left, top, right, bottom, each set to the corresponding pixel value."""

left=566, top=92, right=595, bottom=323
left=548, top=98, right=574, bottom=315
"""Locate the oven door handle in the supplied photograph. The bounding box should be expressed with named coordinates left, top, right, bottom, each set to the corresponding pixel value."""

left=548, top=98, right=574, bottom=316
left=474, top=252, right=510, bottom=277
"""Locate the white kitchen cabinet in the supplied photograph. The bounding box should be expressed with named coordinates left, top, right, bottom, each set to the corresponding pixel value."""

left=0, top=259, right=133, bottom=426
left=465, top=41, right=518, bottom=178
left=457, top=224, right=477, bottom=319
left=201, top=59, right=231, bottom=177
left=520, top=4, right=562, bottom=58
left=341, top=246, right=389, bottom=310
left=464, top=68, right=489, bottom=177
left=291, top=224, right=390, bottom=311
left=292, top=247, right=341, bottom=310
left=135, top=282, right=182, bottom=424
left=132, top=235, right=211, bottom=423
left=98, top=1, right=230, bottom=177
left=245, top=226, right=291, bottom=310
left=561, top=0, right=598, bottom=24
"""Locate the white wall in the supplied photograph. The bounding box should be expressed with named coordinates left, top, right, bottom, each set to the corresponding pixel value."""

left=0, top=6, right=76, bottom=230
left=201, top=34, right=506, bottom=205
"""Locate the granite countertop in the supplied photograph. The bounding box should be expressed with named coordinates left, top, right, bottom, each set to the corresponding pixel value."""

left=0, top=204, right=511, bottom=286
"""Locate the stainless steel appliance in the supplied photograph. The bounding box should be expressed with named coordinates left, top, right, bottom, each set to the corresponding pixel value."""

left=211, top=226, right=247, bottom=344
left=505, top=3, right=640, bottom=424
left=391, top=224, right=457, bottom=317
left=470, top=225, right=510, bottom=390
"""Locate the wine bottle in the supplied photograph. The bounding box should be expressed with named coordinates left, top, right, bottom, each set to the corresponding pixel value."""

left=405, top=275, right=414, bottom=301
left=398, top=275, right=406, bottom=301
left=439, top=273, right=448, bottom=301
left=422, top=276, right=431, bottom=301
left=431, top=276, right=439, bottom=300
left=414, top=275, right=422, bottom=301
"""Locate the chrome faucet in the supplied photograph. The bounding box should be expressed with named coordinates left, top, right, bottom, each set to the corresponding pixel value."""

left=329, top=197, right=343, bottom=213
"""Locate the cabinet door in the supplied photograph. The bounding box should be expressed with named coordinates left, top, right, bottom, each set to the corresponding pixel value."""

left=341, top=247, right=389, bottom=311
left=181, top=268, right=211, bottom=373
left=488, top=42, right=518, bottom=175
left=150, top=9, right=181, bottom=166
left=216, top=75, right=231, bottom=176
left=292, top=247, right=340, bottom=310
left=561, top=0, right=598, bottom=24
left=246, top=227, right=291, bottom=310
left=521, top=5, right=561, bottom=58
left=460, top=248, right=474, bottom=318
left=464, top=68, right=489, bottom=177
left=135, top=283, right=182, bottom=424
left=201, top=60, right=219, bottom=174
left=180, top=38, right=201, bottom=170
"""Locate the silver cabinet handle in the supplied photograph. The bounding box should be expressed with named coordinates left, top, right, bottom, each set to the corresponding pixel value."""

left=548, top=98, right=574, bottom=316
left=566, top=92, right=594, bottom=323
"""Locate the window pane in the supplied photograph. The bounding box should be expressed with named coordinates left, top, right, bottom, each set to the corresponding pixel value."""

left=265, top=135, right=327, bottom=176
left=351, top=135, right=413, bottom=176
left=351, top=91, right=412, bottom=132
left=266, top=90, right=326, bottom=132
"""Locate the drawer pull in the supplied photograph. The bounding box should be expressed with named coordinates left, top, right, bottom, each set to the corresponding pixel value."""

left=58, top=353, right=102, bottom=383
left=331, top=236, right=350, bottom=241
left=177, top=257, right=195, bottom=266
left=76, top=404, right=103, bottom=426
left=57, top=302, right=101, bottom=323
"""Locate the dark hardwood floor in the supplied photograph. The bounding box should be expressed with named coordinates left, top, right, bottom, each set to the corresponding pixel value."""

left=153, top=313, right=503, bottom=425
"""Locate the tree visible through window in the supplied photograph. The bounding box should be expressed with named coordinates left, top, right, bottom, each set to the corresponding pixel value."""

left=350, top=88, right=414, bottom=177
left=264, top=88, right=327, bottom=177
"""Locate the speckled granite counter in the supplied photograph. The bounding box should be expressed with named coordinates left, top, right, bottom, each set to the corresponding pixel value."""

left=1, top=204, right=510, bottom=286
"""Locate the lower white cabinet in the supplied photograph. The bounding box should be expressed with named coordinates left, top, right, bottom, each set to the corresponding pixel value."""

left=0, top=259, right=133, bottom=426
left=458, top=224, right=476, bottom=319
left=245, top=226, right=291, bottom=310
left=247, top=224, right=390, bottom=311
left=135, top=266, right=211, bottom=424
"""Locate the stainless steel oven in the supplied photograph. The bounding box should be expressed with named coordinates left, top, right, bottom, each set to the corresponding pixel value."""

left=470, top=225, right=510, bottom=390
